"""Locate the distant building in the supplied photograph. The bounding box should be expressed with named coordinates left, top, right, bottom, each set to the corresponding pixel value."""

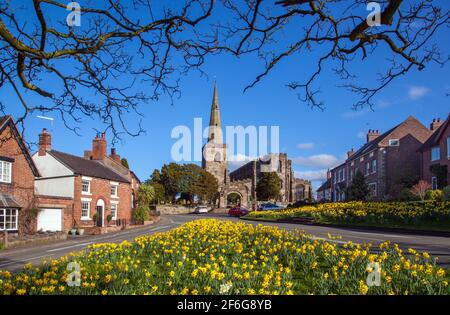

left=328, top=115, right=433, bottom=201
left=419, top=114, right=450, bottom=189
left=316, top=170, right=332, bottom=202
left=202, top=83, right=310, bottom=207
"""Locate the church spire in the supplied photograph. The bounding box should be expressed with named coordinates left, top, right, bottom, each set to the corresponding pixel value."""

left=208, top=81, right=223, bottom=143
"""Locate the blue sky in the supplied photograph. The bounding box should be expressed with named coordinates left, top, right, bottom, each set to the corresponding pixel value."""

left=1, top=1, right=449, bottom=191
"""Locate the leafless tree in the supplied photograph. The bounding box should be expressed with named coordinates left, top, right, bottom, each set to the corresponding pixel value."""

left=215, top=0, right=449, bottom=109
left=0, top=1, right=448, bottom=141
left=0, top=0, right=215, bottom=142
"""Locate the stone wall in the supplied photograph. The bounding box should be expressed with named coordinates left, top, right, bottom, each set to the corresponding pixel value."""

left=156, top=204, right=193, bottom=215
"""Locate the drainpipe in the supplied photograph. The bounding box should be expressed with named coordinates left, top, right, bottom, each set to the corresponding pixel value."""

left=3, top=229, right=7, bottom=249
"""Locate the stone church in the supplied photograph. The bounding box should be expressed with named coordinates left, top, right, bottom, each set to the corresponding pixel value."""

left=202, top=83, right=311, bottom=208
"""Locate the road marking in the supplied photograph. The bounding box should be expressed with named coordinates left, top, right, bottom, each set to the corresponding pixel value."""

left=46, top=242, right=93, bottom=253
left=0, top=254, right=52, bottom=268
left=348, top=231, right=410, bottom=238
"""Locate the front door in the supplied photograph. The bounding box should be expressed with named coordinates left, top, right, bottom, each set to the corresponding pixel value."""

left=96, top=206, right=103, bottom=227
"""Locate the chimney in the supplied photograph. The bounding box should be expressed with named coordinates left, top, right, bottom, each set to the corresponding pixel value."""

left=347, top=148, right=355, bottom=159
left=109, top=148, right=121, bottom=163
left=38, top=128, right=51, bottom=156
left=84, top=150, right=92, bottom=160
left=92, top=132, right=107, bottom=160
left=366, top=129, right=380, bottom=143
left=326, top=169, right=331, bottom=179
left=430, top=118, right=442, bottom=132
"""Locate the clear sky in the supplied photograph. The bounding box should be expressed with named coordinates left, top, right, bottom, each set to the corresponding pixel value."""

left=1, top=1, right=449, bottom=191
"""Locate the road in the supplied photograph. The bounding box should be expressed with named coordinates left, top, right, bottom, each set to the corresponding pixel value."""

left=1, top=213, right=449, bottom=272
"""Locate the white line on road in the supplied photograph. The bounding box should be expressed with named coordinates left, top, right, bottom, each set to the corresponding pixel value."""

left=46, top=242, right=93, bottom=253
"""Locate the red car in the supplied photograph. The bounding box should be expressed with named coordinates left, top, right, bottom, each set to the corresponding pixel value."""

left=228, top=206, right=249, bottom=217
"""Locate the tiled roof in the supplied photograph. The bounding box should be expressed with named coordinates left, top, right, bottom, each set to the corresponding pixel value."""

left=49, top=150, right=130, bottom=183
left=0, top=116, right=41, bottom=177
left=0, top=193, right=22, bottom=208
left=419, top=113, right=450, bottom=152
left=349, top=125, right=398, bottom=161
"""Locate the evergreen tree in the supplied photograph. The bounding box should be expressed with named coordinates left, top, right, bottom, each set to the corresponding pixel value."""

left=121, top=158, right=130, bottom=169
left=348, top=170, right=370, bottom=201
left=256, top=172, right=281, bottom=201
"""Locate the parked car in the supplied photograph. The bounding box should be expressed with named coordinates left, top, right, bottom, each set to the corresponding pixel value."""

left=258, top=203, right=284, bottom=211
left=228, top=206, right=249, bottom=217
left=194, top=205, right=211, bottom=214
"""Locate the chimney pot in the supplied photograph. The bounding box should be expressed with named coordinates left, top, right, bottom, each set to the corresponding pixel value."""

left=38, top=128, right=52, bottom=156
left=92, top=133, right=107, bottom=160
left=430, top=118, right=443, bottom=131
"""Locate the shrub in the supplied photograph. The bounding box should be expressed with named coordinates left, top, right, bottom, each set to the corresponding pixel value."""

left=443, top=186, right=450, bottom=202
left=398, top=188, right=419, bottom=202
left=132, top=206, right=150, bottom=223
left=425, top=189, right=444, bottom=202
left=411, top=180, right=431, bottom=201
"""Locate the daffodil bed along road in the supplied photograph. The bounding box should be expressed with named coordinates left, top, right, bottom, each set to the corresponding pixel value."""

left=246, top=201, right=450, bottom=233
left=0, top=219, right=448, bottom=295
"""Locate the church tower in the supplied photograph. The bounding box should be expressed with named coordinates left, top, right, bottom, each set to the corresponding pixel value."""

left=202, top=82, right=228, bottom=190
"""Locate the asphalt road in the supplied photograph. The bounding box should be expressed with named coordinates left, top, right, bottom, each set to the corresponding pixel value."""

left=0, top=213, right=449, bottom=273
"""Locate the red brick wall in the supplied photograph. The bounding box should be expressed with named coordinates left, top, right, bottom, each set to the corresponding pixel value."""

left=0, top=125, right=36, bottom=234
left=385, top=134, right=423, bottom=194
left=35, top=195, right=74, bottom=232
left=422, top=123, right=450, bottom=186
left=73, top=176, right=132, bottom=228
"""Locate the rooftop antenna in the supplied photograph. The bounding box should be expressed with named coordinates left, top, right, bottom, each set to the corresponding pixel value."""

left=37, top=115, right=55, bottom=128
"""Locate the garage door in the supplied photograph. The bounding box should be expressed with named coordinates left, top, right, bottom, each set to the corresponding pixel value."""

left=37, top=208, right=62, bottom=232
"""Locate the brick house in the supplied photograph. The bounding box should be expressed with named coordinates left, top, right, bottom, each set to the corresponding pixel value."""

left=0, top=116, right=41, bottom=235
left=32, top=130, right=136, bottom=232
left=419, top=114, right=450, bottom=189
left=328, top=115, right=433, bottom=201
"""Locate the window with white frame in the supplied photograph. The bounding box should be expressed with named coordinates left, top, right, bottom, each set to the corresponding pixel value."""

left=431, top=146, right=440, bottom=161
left=0, top=208, right=18, bottom=230
left=372, top=160, right=377, bottom=173
left=389, top=139, right=399, bottom=146
left=365, top=162, right=370, bottom=175
left=111, top=184, right=118, bottom=197
left=368, top=183, right=377, bottom=198
left=81, top=200, right=90, bottom=219
left=431, top=177, right=438, bottom=190
left=81, top=179, right=91, bottom=194
left=0, top=160, right=12, bottom=183
left=110, top=203, right=118, bottom=220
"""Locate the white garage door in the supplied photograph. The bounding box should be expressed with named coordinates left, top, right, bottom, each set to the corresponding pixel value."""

left=37, top=208, right=62, bottom=232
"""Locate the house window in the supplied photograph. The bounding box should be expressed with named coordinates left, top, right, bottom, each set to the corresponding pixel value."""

left=110, top=203, right=118, bottom=220
left=81, top=179, right=91, bottom=194
left=365, top=162, right=370, bottom=175
left=360, top=157, right=364, bottom=162
left=431, top=146, right=440, bottom=161
left=81, top=201, right=90, bottom=219
left=0, top=208, right=18, bottom=230
left=111, top=184, right=118, bottom=197
left=0, top=161, right=12, bottom=183
left=342, top=169, right=346, bottom=181
left=372, top=160, right=377, bottom=173
left=389, top=139, right=399, bottom=146
left=368, top=183, right=377, bottom=198
left=431, top=177, right=438, bottom=190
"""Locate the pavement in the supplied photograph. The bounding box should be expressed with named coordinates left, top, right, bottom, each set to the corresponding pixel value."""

left=0, top=213, right=449, bottom=272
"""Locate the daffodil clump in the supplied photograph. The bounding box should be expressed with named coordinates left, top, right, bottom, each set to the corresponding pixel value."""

left=247, top=201, right=450, bottom=228
left=0, top=219, right=448, bottom=295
